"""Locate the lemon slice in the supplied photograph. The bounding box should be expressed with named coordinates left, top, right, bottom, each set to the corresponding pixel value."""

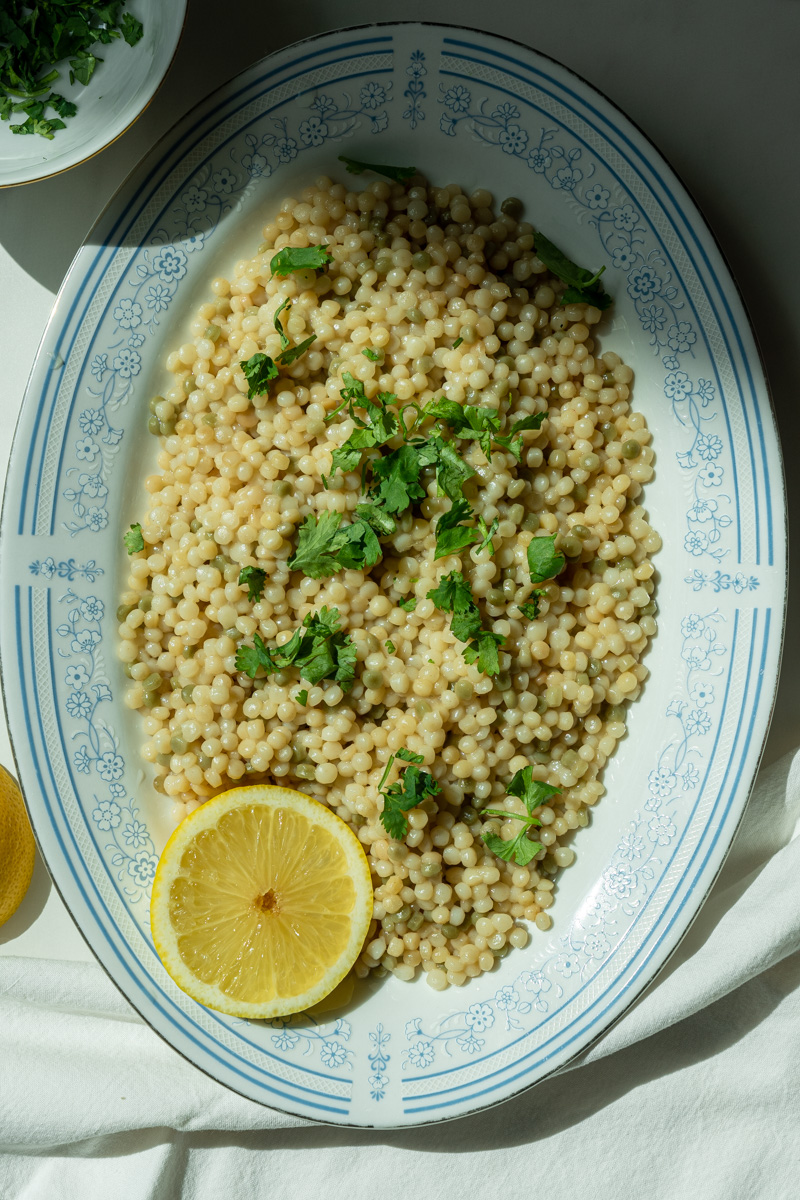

left=150, top=784, right=373, bottom=1019
left=0, top=765, right=36, bottom=928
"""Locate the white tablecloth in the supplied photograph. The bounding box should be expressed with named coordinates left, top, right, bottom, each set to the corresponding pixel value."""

left=1, top=1, right=798, bottom=1195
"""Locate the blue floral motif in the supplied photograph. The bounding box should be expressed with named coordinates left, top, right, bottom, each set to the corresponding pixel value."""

left=92, top=799, right=121, bottom=831
left=684, top=570, right=759, bottom=594
left=112, top=298, right=142, bottom=329
left=29, top=558, right=103, bottom=582
left=403, top=50, right=426, bottom=129
left=266, top=1016, right=354, bottom=1069
left=368, top=1023, right=391, bottom=1100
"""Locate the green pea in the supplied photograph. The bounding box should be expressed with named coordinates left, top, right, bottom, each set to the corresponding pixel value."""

left=211, top=555, right=228, bottom=574
left=532, top=750, right=551, bottom=765
left=374, top=233, right=390, bottom=248
left=461, top=806, right=479, bottom=825
left=395, top=905, right=413, bottom=924
left=441, top=923, right=461, bottom=939
left=137, top=593, right=152, bottom=612
left=272, top=480, right=292, bottom=497
left=617, top=556, right=635, bottom=570
left=142, top=672, right=162, bottom=692
left=487, top=588, right=505, bottom=607
left=216, top=299, right=231, bottom=316
left=421, top=862, right=441, bottom=878
left=123, top=663, right=135, bottom=678
left=536, top=695, right=549, bottom=715
left=159, top=418, right=176, bottom=436
left=622, top=439, right=641, bottom=459
left=202, top=413, right=217, bottom=426
left=152, top=776, right=166, bottom=793
left=143, top=692, right=162, bottom=709
left=183, top=375, right=196, bottom=396
left=368, top=704, right=387, bottom=723
left=170, top=735, right=187, bottom=755
left=561, top=749, right=580, bottom=771
left=521, top=512, right=540, bottom=532
left=224, top=627, right=242, bottom=642
left=590, top=558, right=607, bottom=575
left=295, top=763, right=316, bottom=780
left=205, top=324, right=221, bottom=342
left=412, top=251, right=432, bottom=270
left=182, top=646, right=196, bottom=659
left=170, top=676, right=182, bottom=689
left=491, top=944, right=509, bottom=959
left=407, top=910, right=425, bottom=932
left=374, top=257, right=392, bottom=276
left=199, top=755, right=212, bottom=770
left=601, top=421, right=617, bottom=442
left=190, top=519, right=202, bottom=533
left=560, top=535, right=581, bottom=559
left=363, top=669, right=384, bottom=690
left=494, top=671, right=512, bottom=691
left=148, top=395, right=163, bottom=414
left=148, top=415, right=160, bottom=435
left=602, top=370, right=615, bottom=385
left=572, top=524, right=592, bottom=541
left=414, top=700, right=431, bottom=719
left=388, top=844, right=406, bottom=863
left=500, top=196, right=523, bottom=219
left=181, top=685, right=195, bottom=703
left=116, top=603, right=136, bottom=622
left=573, top=483, right=588, bottom=503
left=407, top=307, right=425, bottom=325
left=382, top=912, right=398, bottom=930
left=611, top=586, right=628, bottom=601
left=580, top=453, right=600, bottom=472
left=641, top=601, right=658, bottom=616
left=454, top=679, right=474, bottom=701
left=156, top=753, right=172, bottom=767
left=587, top=657, right=602, bottom=678
left=606, top=704, right=628, bottom=723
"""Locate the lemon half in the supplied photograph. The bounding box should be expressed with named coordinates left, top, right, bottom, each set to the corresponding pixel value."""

left=0, top=766, right=36, bottom=928
left=150, top=784, right=373, bottom=1018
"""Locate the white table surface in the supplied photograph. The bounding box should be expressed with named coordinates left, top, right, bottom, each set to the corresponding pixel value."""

left=1, top=0, right=797, bottom=1043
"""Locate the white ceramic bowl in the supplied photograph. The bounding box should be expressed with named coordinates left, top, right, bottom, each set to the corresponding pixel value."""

left=0, top=22, right=786, bottom=1126
left=0, top=1, right=186, bottom=188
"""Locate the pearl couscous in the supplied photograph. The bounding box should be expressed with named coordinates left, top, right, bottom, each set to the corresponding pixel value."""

left=119, top=172, right=659, bottom=990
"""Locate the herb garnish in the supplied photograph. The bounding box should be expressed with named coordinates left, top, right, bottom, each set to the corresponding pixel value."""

left=452, top=337, right=463, bottom=349
left=519, top=592, right=546, bottom=619
left=123, top=523, right=144, bottom=554
left=295, top=689, right=308, bottom=706
left=527, top=534, right=565, bottom=585
left=378, top=748, right=440, bottom=839
left=427, top=571, right=505, bottom=676
left=287, top=510, right=382, bottom=578
left=385, top=640, right=396, bottom=654
left=398, top=597, right=417, bottom=612
left=241, top=353, right=279, bottom=399
left=362, top=348, right=381, bottom=361
left=269, top=245, right=332, bottom=277
left=338, top=155, right=417, bottom=182
left=434, top=497, right=479, bottom=560
left=238, top=565, right=266, bottom=603
left=533, top=229, right=611, bottom=310
left=1, top=2, right=144, bottom=140
left=481, top=768, right=561, bottom=866
left=273, top=298, right=291, bottom=350
left=425, top=397, right=546, bottom=462
left=235, top=607, right=357, bottom=689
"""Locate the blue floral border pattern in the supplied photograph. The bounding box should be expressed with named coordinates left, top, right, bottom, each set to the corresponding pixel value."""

left=685, top=569, right=759, bottom=594
left=437, top=84, right=732, bottom=564
left=55, top=588, right=157, bottom=903
left=368, top=1023, right=391, bottom=1100
left=405, top=609, right=727, bottom=1070
left=29, top=557, right=103, bottom=582
left=266, top=1015, right=354, bottom=1070
left=402, top=50, right=426, bottom=129
left=59, top=83, right=393, bottom=538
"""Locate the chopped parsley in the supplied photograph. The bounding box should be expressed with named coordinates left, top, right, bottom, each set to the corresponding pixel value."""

left=434, top=497, right=479, bottom=560
left=519, top=591, right=546, bottom=619
left=338, top=155, right=417, bottom=182
left=270, top=245, right=332, bottom=277
left=452, top=337, right=463, bottom=349
left=426, top=571, right=505, bottom=676
left=476, top=516, right=499, bottom=556
left=385, top=640, right=396, bottom=654
left=533, top=229, right=612, bottom=310
left=287, top=510, right=381, bottom=578
left=362, top=347, right=382, bottom=361
left=481, top=768, right=561, bottom=866
left=235, top=607, right=357, bottom=689
left=240, top=352, right=279, bottom=399
left=378, top=748, right=440, bottom=839
left=1, top=2, right=144, bottom=140
left=238, top=565, right=266, bottom=603
left=276, top=333, right=316, bottom=366
left=426, top=397, right=546, bottom=461
left=328, top=374, right=399, bottom=477
left=273, top=298, right=291, bottom=350
left=527, top=534, right=565, bottom=585
left=123, top=523, right=144, bottom=554
left=398, top=597, right=417, bottom=612
left=295, top=689, right=308, bottom=706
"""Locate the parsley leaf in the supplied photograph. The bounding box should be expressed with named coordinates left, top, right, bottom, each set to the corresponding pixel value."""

left=371, top=442, right=429, bottom=514
left=480, top=768, right=561, bottom=866
left=493, top=411, right=547, bottom=460
left=48, top=93, right=76, bottom=119
left=338, top=155, right=417, bottom=182
left=288, top=511, right=381, bottom=578
left=378, top=750, right=440, bottom=839
left=330, top=376, right=399, bottom=476
left=362, top=347, right=381, bottom=361
left=398, top=596, right=417, bottom=612
left=270, top=245, right=332, bottom=277
left=519, top=591, right=546, bottom=619
left=385, top=640, right=396, bottom=654
left=235, top=607, right=356, bottom=688
left=120, top=12, right=144, bottom=45
left=123, top=522, right=144, bottom=554
left=240, top=352, right=279, bottom=399
left=434, top=497, right=479, bottom=560
left=238, top=565, right=266, bottom=603
left=273, top=298, right=290, bottom=350
left=527, top=534, right=565, bottom=585
left=453, top=337, right=463, bottom=349
left=427, top=570, right=505, bottom=676
left=295, top=689, right=308, bottom=706
left=476, top=515, right=499, bottom=556
left=276, top=333, right=316, bottom=366
left=534, top=229, right=612, bottom=310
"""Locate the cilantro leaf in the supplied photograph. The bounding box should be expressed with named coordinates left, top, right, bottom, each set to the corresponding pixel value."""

left=123, top=522, right=144, bottom=554
left=371, top=442, right=428, bottom=514
left=507, top=766, right=561, bottom=814
left=378, top=751, right=440, bottom=839
left=238, top=565, right=266, bottom=603
left=427, top=570, right=505, bottom=675
left=48, top=93, right=76, bottom=119
left=270, top=245, right=332, bottom=277
left=240, top=352, right=279, bottom=399
left=69, top=50, right=100, bottom=87
left=493, top=411, right=547, bottom=460
left=362, top=348, right=381, bottom=361
left=462, top=629, right=504, bottom=676
left=426, top=398, right=500, bottom=460
left=273, top=298, right=290, bottom=350
left=434, top=498, right=479, bottom=560
left=534, top=229, right=612, bottom=310
left=355, top=502, right=396, bottom=538
left=398, top=596, right=417, bottom=612
left=482, top=829, right=543, bottom=867
left=430, top=435, right=475, bottom=501
left=235, top=607, right=356, bottom=688
left=329, top=379, right=399, bottom=476
left=235, top=632, right=277, bottom=679
left=338, top=155, right=417, bottom=182
left=276, top=333, right=316, bottom=366
left=480, top=769, right=560, bottom=865
left=527, top=534, right=565, bottom=585
left=295, top=689, right=308, bottom=706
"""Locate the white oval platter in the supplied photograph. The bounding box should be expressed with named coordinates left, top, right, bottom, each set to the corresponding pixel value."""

left=0, top=22, right=785, bottom=1127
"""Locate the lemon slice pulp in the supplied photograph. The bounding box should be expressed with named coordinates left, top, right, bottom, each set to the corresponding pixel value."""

left=150, top=784, right=372, bottom=1018
left=0, top=766, right=36, bottom=928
